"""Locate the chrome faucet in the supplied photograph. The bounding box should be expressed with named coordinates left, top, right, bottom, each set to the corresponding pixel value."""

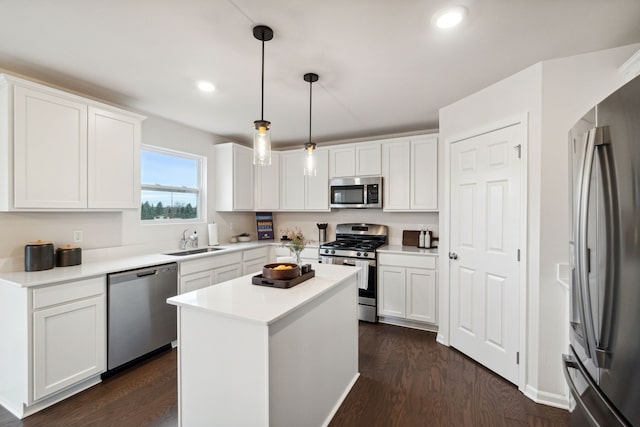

left=180, top=229, right=198, bottom=249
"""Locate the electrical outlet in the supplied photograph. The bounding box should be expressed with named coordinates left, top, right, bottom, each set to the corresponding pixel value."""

left=73, top=230, right=83, bottom=243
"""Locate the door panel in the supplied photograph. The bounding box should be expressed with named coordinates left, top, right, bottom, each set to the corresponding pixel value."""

left=450, top=124, right=522, bottom=385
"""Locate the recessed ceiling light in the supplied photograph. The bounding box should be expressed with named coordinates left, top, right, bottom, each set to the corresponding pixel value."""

left=197, top=81, right=215, bottom=92
left=433, top=6, right=467, bottom=29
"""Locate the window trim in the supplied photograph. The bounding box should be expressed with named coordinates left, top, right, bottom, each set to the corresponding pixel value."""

left=140, top=144, right=206, bottom=224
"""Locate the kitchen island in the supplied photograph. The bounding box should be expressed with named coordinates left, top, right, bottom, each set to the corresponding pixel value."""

left=167, top=263, right=360, bottom=427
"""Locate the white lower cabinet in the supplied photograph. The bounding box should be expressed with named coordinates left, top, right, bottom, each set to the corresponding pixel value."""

left=179, top=251, right=251, bottom=294
left=32, top=276, right=106, bottom=402
left=378, top=253, right=437, bottom=327
left=242, top=247, right=268, bottom=275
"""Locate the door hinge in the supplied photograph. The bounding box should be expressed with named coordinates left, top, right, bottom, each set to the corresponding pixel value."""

left=517, top=352, right=520, bottom=365
left=514, top=144, right=522, bottom=159
left=517, top=249, right=520, bottom=261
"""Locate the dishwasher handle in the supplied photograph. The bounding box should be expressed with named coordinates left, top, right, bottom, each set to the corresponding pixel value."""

left=137, top=270, right=158, bottom=278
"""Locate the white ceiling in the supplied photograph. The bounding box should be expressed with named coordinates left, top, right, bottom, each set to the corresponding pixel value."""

left=1, top=0, right=640, bottom=147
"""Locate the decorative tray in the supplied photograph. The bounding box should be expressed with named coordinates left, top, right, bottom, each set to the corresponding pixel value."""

left=252, top=270, right=315, bottom=289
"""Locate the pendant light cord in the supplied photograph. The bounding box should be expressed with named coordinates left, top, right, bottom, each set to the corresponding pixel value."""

left=308, top=79, right=313, bottom=143
left=261, top=36, right=265, bottom=121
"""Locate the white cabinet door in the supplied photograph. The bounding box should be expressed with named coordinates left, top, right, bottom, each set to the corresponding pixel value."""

left=305, top=149, right=329, bottom=211
left=180, top=270, right=215, bottom=294
left=213, top=264, right=242, bottom=284
left=13, top=85, right=88, bottom=209
left=329, top=145, right=355, bottom=178
left=280, top=151, right=305, bottom=210
left=382, top=141, right=411, bottom=210
left=355, top=142, right=381, bottom=176
left=406, top=268, right=437, bottom=323
left=255, top=151, right=280, bottom=211
left=233, top=145, right=254, bottom=210
left=33, top=295, right=106, bottom=401
left=215, top=143, right=254, bottom=211
left=88, top=107, right=141, bottom=209
left=378, top=266, right=406, bottom=318
left=243, top=258, right=267, bottom=275
left=410, top=136, right=438, bottom=210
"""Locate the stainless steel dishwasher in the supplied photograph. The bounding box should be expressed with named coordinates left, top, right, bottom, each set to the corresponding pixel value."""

left=107, top=263, right=178, bottom=371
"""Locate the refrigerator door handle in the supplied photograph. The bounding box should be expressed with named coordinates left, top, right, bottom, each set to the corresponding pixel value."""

left=574, top=129, right=595, bottom=359
left=594, top=127, right=616, bottom=369
left=576, top=126, right=605, bottom=365
left=563, top=351, right=630, bottom=426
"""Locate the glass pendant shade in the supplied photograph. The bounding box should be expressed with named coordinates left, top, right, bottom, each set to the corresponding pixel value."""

left=303, top=142, right=317, bottom=176
left=253, top=120, right=272, bottom=166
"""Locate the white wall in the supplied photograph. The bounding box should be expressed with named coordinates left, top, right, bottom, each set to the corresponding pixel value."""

left=438, top=43, right=640, bottom=406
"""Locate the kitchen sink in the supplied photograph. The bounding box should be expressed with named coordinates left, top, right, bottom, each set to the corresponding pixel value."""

left=164, top=247, right=225, bottom=256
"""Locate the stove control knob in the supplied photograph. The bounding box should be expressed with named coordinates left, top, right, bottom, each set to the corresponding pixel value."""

left=357, top=252, right=361, bottom=256
left=363, top=252, right=368, bottom=257
left=331, top=250, right=335, bottom=254
left=324, top=249, right=329, bottom=254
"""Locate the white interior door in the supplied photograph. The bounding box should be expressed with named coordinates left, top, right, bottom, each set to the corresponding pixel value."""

left=449, top=124, right=522, bottom=385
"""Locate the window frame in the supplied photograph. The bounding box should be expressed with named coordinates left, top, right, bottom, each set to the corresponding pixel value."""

left=140, top=144, right=206, bottom=224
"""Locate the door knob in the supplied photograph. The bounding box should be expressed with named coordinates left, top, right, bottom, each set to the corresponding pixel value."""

left=449, top=252, right=458, bottom=260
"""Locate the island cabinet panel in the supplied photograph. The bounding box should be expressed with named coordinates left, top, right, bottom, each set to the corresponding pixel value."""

left=168, top=265, right=360, bottom=427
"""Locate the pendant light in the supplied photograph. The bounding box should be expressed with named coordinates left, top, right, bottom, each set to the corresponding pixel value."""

left=303, top=72, right=319, bottom=176
left=253, top=25, right=273, bottom=166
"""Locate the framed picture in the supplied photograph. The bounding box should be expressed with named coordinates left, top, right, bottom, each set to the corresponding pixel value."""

left=256, top=212, right=274, bottom=240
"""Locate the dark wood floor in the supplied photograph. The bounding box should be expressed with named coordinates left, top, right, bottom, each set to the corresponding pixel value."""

left=0, top=323, right=568, bottom=427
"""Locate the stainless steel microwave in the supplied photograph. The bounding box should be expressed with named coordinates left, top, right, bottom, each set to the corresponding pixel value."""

left=329, top=177, right=382, bottom=209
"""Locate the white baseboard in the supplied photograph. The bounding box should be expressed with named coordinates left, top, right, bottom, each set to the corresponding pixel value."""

left=524, top=384, right=570, bottom=410
left=378, top=316, right=438, bottom=333
left=436, top=333, right=449, bottom=346
left=322, top=373, right=360, bottom=427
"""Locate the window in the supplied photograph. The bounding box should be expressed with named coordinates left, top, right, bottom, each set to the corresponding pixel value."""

left=140, top=146, right=205, bottom=222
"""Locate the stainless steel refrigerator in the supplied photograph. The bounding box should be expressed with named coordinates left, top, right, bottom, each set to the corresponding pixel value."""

left=564, top=74, right=640, bottom=426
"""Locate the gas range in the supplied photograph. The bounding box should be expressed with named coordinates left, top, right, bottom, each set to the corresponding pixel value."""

left=320, top=223, right=388, bottom=323
left=319, top=239, right=385, bottom=259
left=319, top=223, right=388, bottom=259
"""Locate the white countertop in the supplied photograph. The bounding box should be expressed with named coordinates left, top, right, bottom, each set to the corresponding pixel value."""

left=378, top=244, right=439, bottom=256
left=167, top=263, right=359, bottom=325
left=0, top=241, right=275, bottom=288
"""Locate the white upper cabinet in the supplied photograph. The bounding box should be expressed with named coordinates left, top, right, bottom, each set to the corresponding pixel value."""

left=214, top=143, right=254, bottom=211
left=281, top=148, right=329, bottom=211
left=382, top=134, right=438, bottom=211
left=355, top=142, right=381, bottom=176
left=329, top=145, right=356, bottom=177
left=88, top=107, right=141, bottom=209
left=255, top=151, right=280, bottom=211
left=0, top=74, right=145, bottom=211
left=13, top=84, right=88, bottom=209
left=329, top=142, right=381, bottom=178
left=305, top=149, right=329, bottom=211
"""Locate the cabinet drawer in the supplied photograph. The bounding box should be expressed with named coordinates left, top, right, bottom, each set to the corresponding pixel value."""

left=32, top=276, right=105, bottom=310
left=243, top=247, right=269, bottom=261
left=180, top=252, right=242, bottom=276
left=378, top=253, right=436, bottom=269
